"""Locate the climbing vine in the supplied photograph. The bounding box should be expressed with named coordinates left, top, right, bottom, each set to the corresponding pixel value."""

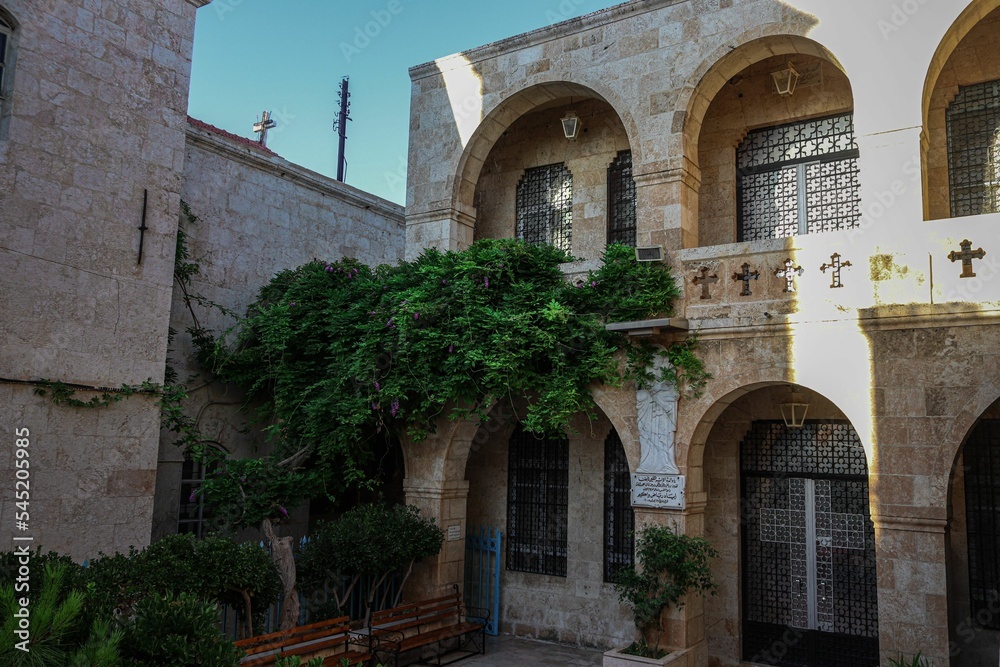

left=200, top=239, right=708, bottom=507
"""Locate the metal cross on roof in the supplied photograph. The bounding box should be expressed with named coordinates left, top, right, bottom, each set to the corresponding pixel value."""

left=776, top=259, right=804, bottom=293
left=948, top=239, right=986, bottom=279
left=253, top=110, right=277, bottom=148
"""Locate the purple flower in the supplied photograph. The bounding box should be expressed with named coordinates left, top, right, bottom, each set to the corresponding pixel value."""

left=241, top=475, right=246, bottom=483
left=279, top=506, right=288, bottom=518
left=591, top=281, right=597, bottom=288
left=188, top=490, right=197, bottom=503
left=369, top=311, right=376, bottom=316
left=386, top=319, right=393, bottom=328
left=372, top=403, right=380, bottom=411
left=414, top=312, right=420, bottom=320
left=448, top=344, right=454, bottom=353
left=484, top=277, right=490, bottom=288
left=289, top=302, right=297, bottom=307
left=391, top=399, right=400, bottom=417
left=374, top=381, right=381, bottom=391
left=441, top=279, right=448, bottom=285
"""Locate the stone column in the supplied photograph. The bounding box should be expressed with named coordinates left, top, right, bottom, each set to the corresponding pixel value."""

left=873, top=513, right=951, bottom=666
left=633, top=498, right=709, bottom=667
left=404, top=206, right=476, bottom=261
left=634, top=156, right=701, bottom=255
left=403, top=479, right=470, bottom=599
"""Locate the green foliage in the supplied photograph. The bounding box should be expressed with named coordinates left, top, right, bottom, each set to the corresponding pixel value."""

left=122, top=593, right=242, bottom=667
left=273, top=657, right=325, bottom=667
left=613, top=525, right=718, bottom=655
left=884, top=654, right=932, bottom=667
left=203, top=240, right=706, bottom=514
left=0, top=562, right=123, bottom=667
left=0, top=548, right=84, bottom=596
left=84, top=534, right=281, bottom=631
left=298, top=504, right=443, bottom=589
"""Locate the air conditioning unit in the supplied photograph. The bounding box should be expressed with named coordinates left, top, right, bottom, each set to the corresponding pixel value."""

left=635, top=246, right=664, bottom=263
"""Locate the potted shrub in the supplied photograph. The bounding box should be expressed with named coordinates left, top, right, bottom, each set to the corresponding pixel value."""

left=605, top=525, right=718, bottom=666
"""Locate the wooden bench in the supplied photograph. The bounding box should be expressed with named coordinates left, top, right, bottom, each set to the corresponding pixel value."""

left=368, top=586, right=488, bottom=667
left=235, top=615, right=371, bottom=667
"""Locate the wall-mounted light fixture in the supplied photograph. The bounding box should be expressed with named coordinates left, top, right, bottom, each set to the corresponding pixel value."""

left=771, top=62, right=800, bottom=97
left=779, top=386, right=810, bottom=429
left=561, top=110, right=581, bottom=140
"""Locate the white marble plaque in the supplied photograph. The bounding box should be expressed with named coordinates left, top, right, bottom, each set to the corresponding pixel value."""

left=631, top=474, right=686, bottom=510
left=446, top=524, right=462, bottom=541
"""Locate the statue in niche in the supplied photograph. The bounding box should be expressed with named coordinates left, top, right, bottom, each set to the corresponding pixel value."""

left=635, top=354, right=680, bottom=475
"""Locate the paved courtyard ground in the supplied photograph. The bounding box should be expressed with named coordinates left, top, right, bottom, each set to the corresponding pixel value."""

left=461, top=635, right=605, bottom=666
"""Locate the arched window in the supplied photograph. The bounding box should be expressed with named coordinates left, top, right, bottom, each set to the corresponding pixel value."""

left=607, top=151, right=637, bottom=247
left=962, top=419, right=1000, bottom=628
left=506, top=425, right=569, bottom=576
left=603, top=428, right=634, bottom=583
left=947, top=80, right=1000, bottom=218
left=516, top=163, right=573, bottom=252
left=737, top=113, right=861, bottom=241
left=0, top=12, right=12, bottom=102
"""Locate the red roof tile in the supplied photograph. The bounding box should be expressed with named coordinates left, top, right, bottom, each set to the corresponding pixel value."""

left=187, top=116, right=279, bottom=156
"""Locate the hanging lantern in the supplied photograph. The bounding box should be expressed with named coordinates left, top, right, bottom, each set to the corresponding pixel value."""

left=771, top=62, right=801, bottom=97
left=561, top=111, right=581, bottom=140
left=779, top=387, right=810, bottom=429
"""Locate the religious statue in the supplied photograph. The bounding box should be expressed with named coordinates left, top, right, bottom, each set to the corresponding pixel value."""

left=635, top=355, right=680, bottom=475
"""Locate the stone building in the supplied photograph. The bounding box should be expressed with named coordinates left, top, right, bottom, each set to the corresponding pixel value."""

left=0, top=0, right=403, bottom=564
left=402, top=1, right=1000, bottom=666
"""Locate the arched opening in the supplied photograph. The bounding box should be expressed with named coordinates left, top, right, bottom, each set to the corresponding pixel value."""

left=698, top=383, right=878, bottom=667
left=682, top=36, right=855, bottom=248
left=946, top=395, right=1000, bottom=666
left=454, top=82, right=637, bottom=261
left=922, top=2, right=1000, bottom=220
left=463, top=405, right=635, bottom=648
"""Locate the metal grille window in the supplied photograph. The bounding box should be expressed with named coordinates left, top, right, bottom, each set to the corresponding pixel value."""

left=608, top=151, right=637, bottom=247
left=741, top=421, right=879, bottom=667
left=963, top=419, right=1000, bottom=629
left=516, top=163, right=573, bottom=252
left=947, top=80, right=1000, bottom=218
left=0, top=14, right=11, bottom=103
left=604, top=429, right=634, bottom=583
left=737, top=114, right=861, bottom=242
left=506, top=426, right=569, bottom=577
left=178, top=454, right=218, bottom=538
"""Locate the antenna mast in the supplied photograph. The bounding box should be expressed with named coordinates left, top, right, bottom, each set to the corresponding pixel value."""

left=334, top=77, right=352, bottom=182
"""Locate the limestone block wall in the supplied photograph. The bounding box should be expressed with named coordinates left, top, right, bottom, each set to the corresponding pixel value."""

left=464, top=411, right=635, bottom=649
left=150, top=122, right=405, bottom=541
left=474, top=98, right=631, bottom=261
left=0, top=0, right=207, bottom=561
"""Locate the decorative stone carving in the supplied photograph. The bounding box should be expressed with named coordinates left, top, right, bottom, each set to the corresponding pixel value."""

left=635, top=353, right=680, bottom=475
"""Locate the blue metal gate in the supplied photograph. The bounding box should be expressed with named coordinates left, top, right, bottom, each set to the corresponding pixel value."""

left=464, top=525, right=501, bottom=636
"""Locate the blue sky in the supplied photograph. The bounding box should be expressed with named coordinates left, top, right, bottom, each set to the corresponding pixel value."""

left=188, top=0, right=624, bottom=205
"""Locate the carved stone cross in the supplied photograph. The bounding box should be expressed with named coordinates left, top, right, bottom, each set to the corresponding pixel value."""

left=733, top=263, right=760, bottom=297
left=776, top=259, right=804, bottom=293
left=948, top=239, right=986, bottom=279
left=820, top=253, right=852, bottom=289
left=692, top=266, right=719, bottom=300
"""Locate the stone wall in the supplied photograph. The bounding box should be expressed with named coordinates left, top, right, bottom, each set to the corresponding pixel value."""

left=0, top=0, right=207, bottom=561
left=474, top=98, right=630, bottom=262
left=150, top=120, right=405, bottom=541
left=464, top=411, right=635, bottom=649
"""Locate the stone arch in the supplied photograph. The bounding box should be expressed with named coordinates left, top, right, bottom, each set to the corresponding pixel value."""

left=682, top=374, right=873, bottom=494
left=677, top=30, right=851, bottom=172
left=921, top=0, right=1000, bottom=131
left=945, top=382, right=1000, bottom=490
left=452, top=78, right=641, bottom=216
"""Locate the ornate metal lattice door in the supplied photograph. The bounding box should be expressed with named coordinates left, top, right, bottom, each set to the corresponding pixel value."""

left=741, top=421, right=879, bottom=667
